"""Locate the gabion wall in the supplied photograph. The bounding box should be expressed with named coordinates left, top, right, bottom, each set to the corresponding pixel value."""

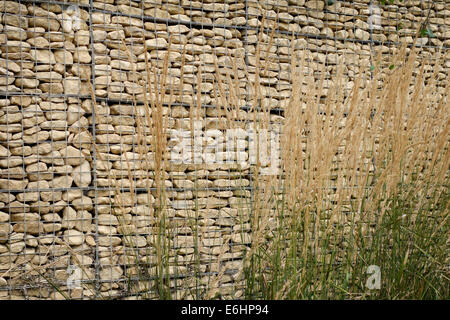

left=0, top=0, right=448, bottom=299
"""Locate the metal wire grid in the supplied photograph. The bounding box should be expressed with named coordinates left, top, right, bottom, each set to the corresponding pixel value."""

left=0, top=0, right=448, bottom=299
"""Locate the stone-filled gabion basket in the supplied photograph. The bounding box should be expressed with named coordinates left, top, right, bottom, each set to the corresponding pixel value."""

left=0, top=0, right=448, bottom=299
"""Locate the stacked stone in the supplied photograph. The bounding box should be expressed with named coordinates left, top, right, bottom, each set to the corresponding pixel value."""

left=0, top=0, right=448, bottom=300
left=0, top=1, right=96, bottom=299
left=90, top=99, right=254, bottom=298
left=84, top=0, right=449, bottom=299
left=88, top=3, right=253, bottom=297
left=89, top=0, right=449, bottom=109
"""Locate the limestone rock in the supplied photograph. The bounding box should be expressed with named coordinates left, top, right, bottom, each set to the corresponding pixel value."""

left=63, top=77, right=87, bottom=95
left=50, top=176, right=73, bottom=189
left=71, top=196, right=93, bottom=211
left=100, top=266, right=123, bottom=281
left=71, top=161, right=91, bottom=188
left=30, top=49, right=56, bottom=64
left=60, top=146, right=85, bottom=166
left=62, top=206, right=77, bottom=229
left=145, top=38, right=168, bottom=50
left=63, top=230, right=85, bottom=246
left=54, top=50, right=73, bottom=65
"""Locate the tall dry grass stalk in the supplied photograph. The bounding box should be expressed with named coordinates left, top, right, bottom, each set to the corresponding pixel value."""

left=69, top=22, right=448, bottom=300
left=241, top=38, right=449, bottom=299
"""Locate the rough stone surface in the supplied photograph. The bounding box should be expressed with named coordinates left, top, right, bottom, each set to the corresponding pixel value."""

left=63, top=230, right=85, bottom=246
left=71, top=161, right=91, bottom=188
left=0, top=0, right=447, bottom=300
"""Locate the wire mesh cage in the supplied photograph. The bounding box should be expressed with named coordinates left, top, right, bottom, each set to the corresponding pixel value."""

left=0, top=0, right=448, bottom=300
